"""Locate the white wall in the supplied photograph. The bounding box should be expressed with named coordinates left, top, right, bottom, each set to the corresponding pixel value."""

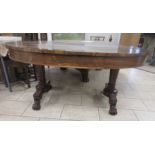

left=85, top=33, right=121, bottom=45
left=47, top=33, right=52, bottom=41
left=39, top=33, right=121, bottom=45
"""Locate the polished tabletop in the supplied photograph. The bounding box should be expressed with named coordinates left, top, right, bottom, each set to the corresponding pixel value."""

left=0, top=36, right=21, bottom=56
left=5, top=40, right=148, bottom=57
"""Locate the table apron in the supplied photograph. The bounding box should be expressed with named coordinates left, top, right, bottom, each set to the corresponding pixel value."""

left=9, top=50, right=146, bottom=69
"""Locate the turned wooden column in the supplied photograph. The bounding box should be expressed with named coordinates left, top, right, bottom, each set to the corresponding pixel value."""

left=33, top=65, right=52, bottom=110
left=103, top=69, right=119, bottom=115
left=78, top=69, right=89, bottom=82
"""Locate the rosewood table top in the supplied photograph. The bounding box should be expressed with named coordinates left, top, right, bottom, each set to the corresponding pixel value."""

left=5, top=40, right=148, bottom=69
left=0, top=36, right=21, bottom=56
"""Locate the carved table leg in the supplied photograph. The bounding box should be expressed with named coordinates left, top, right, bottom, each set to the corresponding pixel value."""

left=24, top=65, right=31, bottom=88
left=60, top=67, right=67, bottom=71
left=103, top=69, right=119, bottom=115
left=32, top=65, right=52, bottom=110
left=78, top=69, right=89, bottom=82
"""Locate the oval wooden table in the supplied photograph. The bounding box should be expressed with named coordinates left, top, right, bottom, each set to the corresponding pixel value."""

left=5, top=40, right=149, bottom=115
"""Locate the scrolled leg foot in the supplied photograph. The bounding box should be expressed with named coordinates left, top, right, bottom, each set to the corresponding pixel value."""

left=103, top=69, right=119, bottom=115
left=32, top=101, right=41, bottom=110
left=109, top=92, right=118, bottom=115
left=32, top=65, right=52, bottom=111
left=109, top=105, right=117, bottom=115
left=33, top=88, right=43, bottom=110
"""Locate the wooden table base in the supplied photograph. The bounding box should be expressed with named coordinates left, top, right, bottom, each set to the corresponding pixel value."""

left=32, top=66, right=119, bottom=115
left=32, top=65, right=52, bottom=110
left=78, top=69, right=89, bottom=82
left=103, top=69, right=119, bottom=115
